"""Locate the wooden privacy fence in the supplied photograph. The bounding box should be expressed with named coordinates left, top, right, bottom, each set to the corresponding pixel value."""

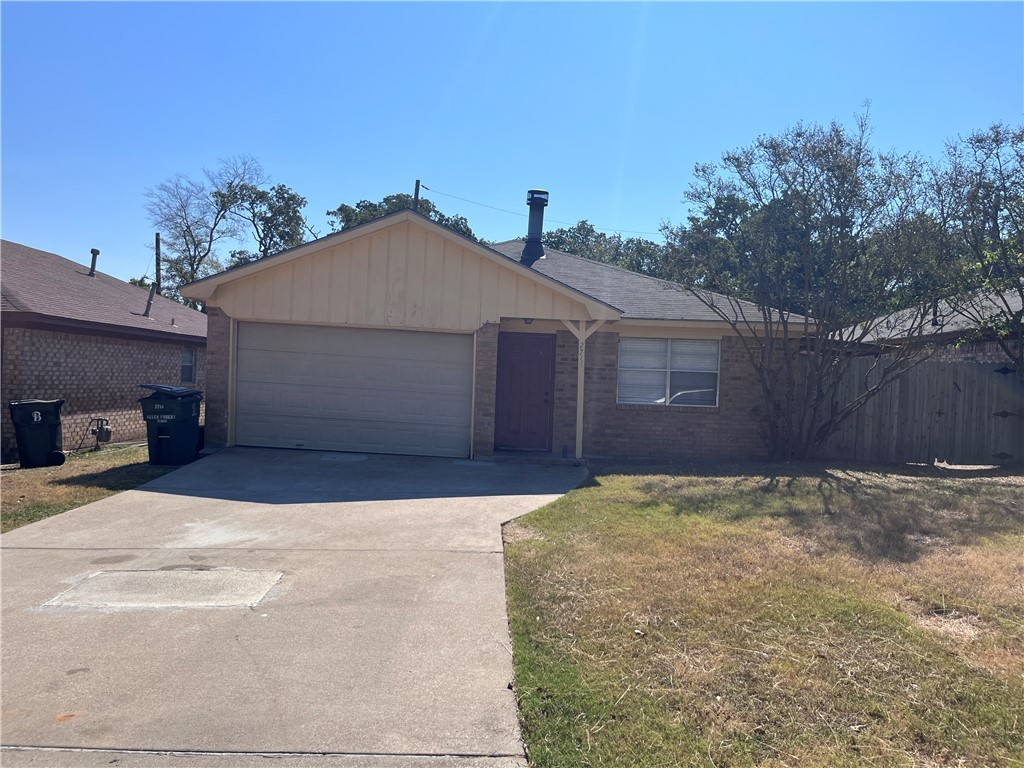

left=822, top=359, right=1024, bottom=466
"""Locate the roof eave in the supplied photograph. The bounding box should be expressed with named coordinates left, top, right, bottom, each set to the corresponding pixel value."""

left=1, top=311, right=207, bottom=343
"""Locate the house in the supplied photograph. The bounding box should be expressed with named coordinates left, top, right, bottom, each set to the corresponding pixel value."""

left=181, top=192, right=766, bottom=462
left=1, top=241, right=207, bottom=462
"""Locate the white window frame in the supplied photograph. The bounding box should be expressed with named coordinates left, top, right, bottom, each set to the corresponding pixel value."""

left=180, top=347, right=196, bottom=384
left=616, top=338, right=721, bottom=408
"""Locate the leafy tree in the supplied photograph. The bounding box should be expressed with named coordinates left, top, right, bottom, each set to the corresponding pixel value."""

left=222, top=183, right=313, bottom=268
left=145, top=156, right=312, bottom=303
left=662, top=116, right=955, bottom=460
left=542, top=220, right=617, bottom=262
left=326, top=193, right=478, bottom=241
left=617, top=236, right=668, bottom=276
left=941, top=124, right=1024, bottom=371
left=542, top=220, right=667, bottom=276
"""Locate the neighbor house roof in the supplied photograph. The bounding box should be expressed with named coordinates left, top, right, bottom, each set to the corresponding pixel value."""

left=1, top=240, right=206, bottom=341
left=489, top=240, right=762, bottom=323
left=864, top=285, right=1024, bottom=344
left=927, top=288, right=1023, bottom=337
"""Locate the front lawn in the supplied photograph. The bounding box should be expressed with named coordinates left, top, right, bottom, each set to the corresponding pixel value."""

left=1, top=444, right=175, bottom=533
left=505, top=464, right=1024, bottom=767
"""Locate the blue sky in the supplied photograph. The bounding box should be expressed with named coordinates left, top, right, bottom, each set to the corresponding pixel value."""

left=3, top=2, right=1022, bottom=282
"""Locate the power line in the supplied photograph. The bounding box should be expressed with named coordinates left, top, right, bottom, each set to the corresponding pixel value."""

left=421, top=185, right=526, bottom=219
left=421, top=184, right=664, bottom=238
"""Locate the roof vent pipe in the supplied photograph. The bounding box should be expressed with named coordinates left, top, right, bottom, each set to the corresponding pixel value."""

left=88, top=248, right=100, bottom=277
left=143, top=284, right=157, bottom=318
left=521, top=189, right=548, bottom=267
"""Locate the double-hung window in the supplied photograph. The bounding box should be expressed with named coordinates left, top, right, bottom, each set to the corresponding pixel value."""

left=181, top=347, right=196, bottom=384
left=617, top=338, right=720, bottom=407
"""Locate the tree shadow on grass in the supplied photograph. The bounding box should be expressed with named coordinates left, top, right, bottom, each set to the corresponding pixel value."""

left=588, top=459, right=1024, bottom=563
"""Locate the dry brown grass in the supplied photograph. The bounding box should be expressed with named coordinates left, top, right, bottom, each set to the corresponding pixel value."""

left=1, top=444, right=174, bottom=532
left=506, top=463, right=1024, bottom=767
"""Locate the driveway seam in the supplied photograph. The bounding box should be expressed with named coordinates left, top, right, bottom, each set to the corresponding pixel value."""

left=2, top=746, right=524, bottom=758
left=1, top=546, right=506, bottom=554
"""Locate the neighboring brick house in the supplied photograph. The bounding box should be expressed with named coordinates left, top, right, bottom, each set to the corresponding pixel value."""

left=182, top=194, right=769, bottom=463
left=1, top=241, right=207, bottom=462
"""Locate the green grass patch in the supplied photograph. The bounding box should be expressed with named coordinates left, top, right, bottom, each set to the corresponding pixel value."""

left=1, top=444, right=175, bottom=532
left=505, top=465, right=1024, bottom=767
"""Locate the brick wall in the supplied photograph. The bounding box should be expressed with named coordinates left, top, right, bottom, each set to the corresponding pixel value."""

left=551, top=330, right=578, bottom=458
left=472, top=323, right=498, bottom=457
left=203, top=307, right=231, bottom=445
left=1, top=325, right=206, bottom=462
left=579, top=331, right=768, bottom=461
left=928, top=339, right=1017, bottom=365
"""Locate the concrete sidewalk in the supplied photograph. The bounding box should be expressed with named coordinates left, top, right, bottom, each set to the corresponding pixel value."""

left=1, top=448, right=586, bottom=767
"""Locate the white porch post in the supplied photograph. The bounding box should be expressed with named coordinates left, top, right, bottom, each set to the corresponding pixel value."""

left=561, top=319, right=605, bottom=459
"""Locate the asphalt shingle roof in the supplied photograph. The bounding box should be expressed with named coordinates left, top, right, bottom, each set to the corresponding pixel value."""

left=1, top=240, right=206, bottom=340
left=872, top=286, right=1024, bottom=342
left=488, top=240, right=751, bottom=322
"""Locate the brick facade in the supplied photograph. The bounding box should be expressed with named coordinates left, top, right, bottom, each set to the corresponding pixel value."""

left=1, top=325, right=206, bottom=462
left=578, top=332, right=768, bottom=461
left=203, top=307, right=231, bottom=445
left=928, top=339, right=1018, bottom=365
left=551, top=330, right=579, bottom=458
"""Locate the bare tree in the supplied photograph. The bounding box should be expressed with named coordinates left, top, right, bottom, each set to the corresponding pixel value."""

left=144, top=156, right=267, bottom=304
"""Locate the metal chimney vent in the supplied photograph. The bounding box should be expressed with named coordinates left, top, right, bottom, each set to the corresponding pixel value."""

left=521, top=190, right=549, bottom=267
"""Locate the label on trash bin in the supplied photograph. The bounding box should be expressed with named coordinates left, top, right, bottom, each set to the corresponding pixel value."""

left=32, top=411, right=42, bottom=422
left=144, top=413, right=178, bottom=422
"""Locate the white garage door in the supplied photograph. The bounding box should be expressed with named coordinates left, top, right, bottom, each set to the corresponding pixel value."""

left=235, top=323, right=474, bottom=458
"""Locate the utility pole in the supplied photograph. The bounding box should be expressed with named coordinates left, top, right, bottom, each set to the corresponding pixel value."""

left=155, top=232, right=162, bottom=294
left=413, top=179, right=421, bottom=212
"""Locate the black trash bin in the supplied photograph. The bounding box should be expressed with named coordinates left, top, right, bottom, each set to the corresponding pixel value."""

left=139, top=385, right=203, bottom=466
left=8, top=399, right=66, bottom=468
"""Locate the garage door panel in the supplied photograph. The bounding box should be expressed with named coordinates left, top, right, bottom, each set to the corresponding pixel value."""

left=238, top=383, right=469, bottom=427
left=238, top=351, right=470, bottom=396
left=239, top=389, right=469, bottom=426
left=237, top=416, right=469, bottom=455
left=238, top=323, right=470, bottom=363
left=235, top=323, right=473, bottom=457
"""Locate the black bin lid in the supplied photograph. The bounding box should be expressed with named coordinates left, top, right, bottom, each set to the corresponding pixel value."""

left=139, top=384, right=203, bottom=398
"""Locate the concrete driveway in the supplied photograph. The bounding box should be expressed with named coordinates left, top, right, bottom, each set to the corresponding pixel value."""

left=1, top=448, right=586, bottom=767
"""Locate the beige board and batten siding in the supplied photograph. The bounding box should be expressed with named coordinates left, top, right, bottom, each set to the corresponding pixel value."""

left=211, top=221, right=594, bottom=330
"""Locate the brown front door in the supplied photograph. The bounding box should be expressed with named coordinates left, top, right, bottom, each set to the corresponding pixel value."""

left=495, top=333, right=555, bottom=451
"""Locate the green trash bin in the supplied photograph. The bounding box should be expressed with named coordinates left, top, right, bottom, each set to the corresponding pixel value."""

left=8, top=399, right=66, bottom=469
left=139, top=385, right=203, bottom=466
